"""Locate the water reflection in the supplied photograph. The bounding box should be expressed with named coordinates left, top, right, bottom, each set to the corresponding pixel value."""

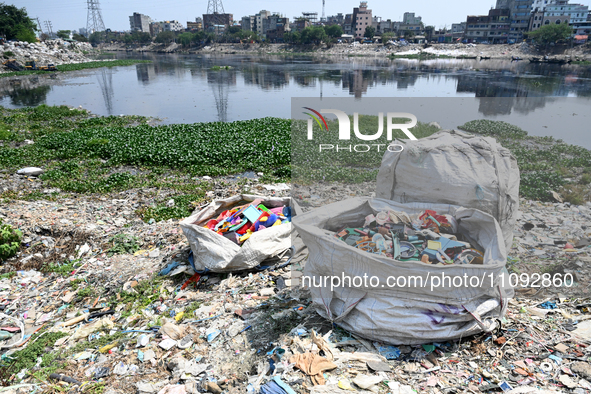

left=1, top=77, right=51, bottom=106
left=1, top=54, right=591, bottom=119
left=97, top=68, right=114, bottom=114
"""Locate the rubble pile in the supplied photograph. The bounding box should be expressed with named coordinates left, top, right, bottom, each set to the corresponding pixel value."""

left=0, top=171, right=591, bottom=393
left=1, top=39, right=94, bottom=72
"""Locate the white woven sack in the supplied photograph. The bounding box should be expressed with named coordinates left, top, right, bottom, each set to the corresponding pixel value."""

left=180, top=194, right=295, bottom=273
left=293, top=197, right=513, bottom=345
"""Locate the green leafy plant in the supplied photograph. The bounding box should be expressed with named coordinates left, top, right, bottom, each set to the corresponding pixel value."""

left=0, top=219, right=22, bottom=261
left=107, top=233, right=141, bottom=256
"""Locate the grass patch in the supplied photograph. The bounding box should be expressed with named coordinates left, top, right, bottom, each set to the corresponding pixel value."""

left=136, top=193, right=205, bottom=223
left=571, top=60, right=591, bottom=65
left=0, top=59, right=151, bottom=79
left=107, top=233, right=141, bottom=256
left=459, top=119, right=591, bottom=203
left=7, top=331, right=69, bottom=382
left=42, top=260, right=81, bottom=276
left=292, top=115, right=441, bottom=183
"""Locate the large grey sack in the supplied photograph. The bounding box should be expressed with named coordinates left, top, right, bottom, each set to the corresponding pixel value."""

left=376, top=130, right=520, bottom=251
left=293, top=197, right=513, bottom=345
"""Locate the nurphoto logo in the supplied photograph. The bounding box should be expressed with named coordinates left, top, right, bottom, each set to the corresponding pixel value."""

left=303, top=108, right=418, bottom=153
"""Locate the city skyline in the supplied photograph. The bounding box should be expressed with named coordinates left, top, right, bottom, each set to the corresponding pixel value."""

left=15, top=0, right=591, bottom=33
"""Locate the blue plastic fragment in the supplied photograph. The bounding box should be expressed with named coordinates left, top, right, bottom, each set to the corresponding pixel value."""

left=376, top=345, right=401, bottom=360
left=159, top=261, right=181, bottom=276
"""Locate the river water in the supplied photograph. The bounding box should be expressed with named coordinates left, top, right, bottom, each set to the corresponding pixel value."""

left=1, top=53, right=591, bottom=147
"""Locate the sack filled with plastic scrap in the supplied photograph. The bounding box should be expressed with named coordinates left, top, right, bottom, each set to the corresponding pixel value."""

left=181, top=194, right=299, bottom=273
left=293, top=197, right=514, bottom=345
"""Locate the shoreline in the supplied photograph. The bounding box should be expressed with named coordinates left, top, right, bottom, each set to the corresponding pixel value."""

left=101, top=41, right=591, bottom=61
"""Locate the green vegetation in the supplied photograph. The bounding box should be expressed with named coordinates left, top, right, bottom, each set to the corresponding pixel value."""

left=0, top=59, right=152, bottom=79
left=56, top=30, right=71, bottom=40
left=527, top=23, right=573, bottom=46
left=43, top=260, right=81, bottom=276
left=571, top=60, right=591, bottom=65
left=107, top=234, right=141, bottom=256
left=0, top=218, right=22, bottom=261
left=137, top=193, right=204, bottom=223
left=0, top=3, right=37, bottom=42
left=2, top=50, right=14, bottom=58
left=8, top=331, right=69, bottom=381
left=459, top=119, right=591, bottom=203
left=292, top=116, right=441, bottom=183
left=211, top=65, right=232, bottom=70
left=116, top=276, right=166, bottom=312
left=364, top=26, right=376, bottom=40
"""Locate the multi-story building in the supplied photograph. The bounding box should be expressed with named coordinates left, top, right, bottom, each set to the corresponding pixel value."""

left=203, top=13, right=233, bottom=30
left=466, top=8, right=511, bottom=43
left=343, top=14, right=353, bottom=34
left=187, top=18, right=203, bottom=31
left=545, top=1, right=590, bottom=33
left=241, top=11, right=289, bottom=39
left=129, top=13, right=152, bottom=33
left=451, top=22, right=467, bottom=36
left=497, top=0, right=534, bottom=41
left=255, top=10, right=272, bottom=36
left=352, top=1, right=373, bottom=38
left=149, top=22, right=163, bottom=37
left=530, top=0, right=590, bottom=34
left=403, top=12, right=422, bottom=25
left=326, top=13, right=345, bottom=25
left=161, top=20, right=184, bottom=32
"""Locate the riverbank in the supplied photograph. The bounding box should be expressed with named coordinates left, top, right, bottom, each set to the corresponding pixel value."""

left=2, top=105, right=591, bottom=393
left=1, top=39, right=97, bottom=75
left=0, top=59, right=153, bottom=79
left=101, top=41, right=591, bottom=61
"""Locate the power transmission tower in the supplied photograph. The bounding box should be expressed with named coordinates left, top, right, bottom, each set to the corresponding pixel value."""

left=206, top=0, right=226, bottom=26
left=86, top=0, right=106, bottom=36
left=322, top=0, right=326, bottom=21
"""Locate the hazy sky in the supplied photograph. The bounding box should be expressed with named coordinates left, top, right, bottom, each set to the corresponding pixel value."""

left=13, top=0, right=591, bottom=32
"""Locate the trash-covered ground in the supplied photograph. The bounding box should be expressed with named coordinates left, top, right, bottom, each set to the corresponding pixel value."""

left=1, top=170, right=591, bottom=393
left=102, top=41, right=591, bottom=61
left=1, top=39, right=95, bottom=74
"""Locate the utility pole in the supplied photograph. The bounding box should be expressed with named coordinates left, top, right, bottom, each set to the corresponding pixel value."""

left=44, top=21, right=54, bottom=37
left=36, top=17, right=44, bottom=35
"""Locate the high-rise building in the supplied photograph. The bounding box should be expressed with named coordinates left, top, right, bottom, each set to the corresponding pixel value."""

left=129, top=13, right=152, bottom=33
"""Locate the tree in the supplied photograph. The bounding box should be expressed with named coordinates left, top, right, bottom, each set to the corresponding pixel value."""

left=72, top=33, right=88, bottom=42
left=364, top=26, right=376, bottom=39
left=155, top=31, right=175, bottom=44
left=324, top=25, right=343, bottom=39
left=0, top=3, right=37, bottom=41
left=527, top=23, right=572, bottom=45
left=57, top=30, right=71, bottom=40
left=15, top=25, right=36, bottom=42
left=177, top=32, right=193, bottom=47
left=227, top=26, right=241, bottom=35
left=382, top=32, right=394, bottom=45
left=300, top=26, right=327, bottom=44
left=89, top=31, right=104, bottom=45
